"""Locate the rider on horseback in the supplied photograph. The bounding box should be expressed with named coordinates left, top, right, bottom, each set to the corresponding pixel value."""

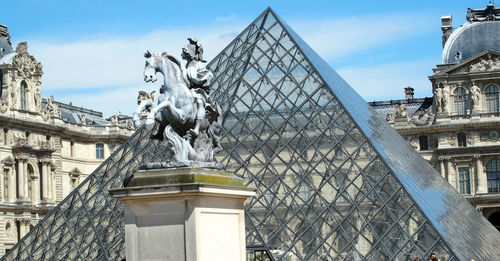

left=181, top=38, right=216, bottom=137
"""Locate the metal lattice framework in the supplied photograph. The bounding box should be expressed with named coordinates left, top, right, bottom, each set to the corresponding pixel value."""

left=3, top=7, right=500, bottom=261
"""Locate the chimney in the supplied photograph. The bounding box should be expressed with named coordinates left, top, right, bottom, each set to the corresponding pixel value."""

left=441, top=15, right=453, bottom=48
left=404, top=87, right=414, bottom=100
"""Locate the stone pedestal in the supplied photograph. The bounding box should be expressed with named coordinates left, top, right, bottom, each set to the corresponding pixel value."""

left=110, top=167, right=255, bottom=261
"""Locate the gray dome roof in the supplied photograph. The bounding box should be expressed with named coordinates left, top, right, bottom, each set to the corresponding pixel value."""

left=0, top=24, right=13, bottom=60
left=442, top=21, right=500, bottom=64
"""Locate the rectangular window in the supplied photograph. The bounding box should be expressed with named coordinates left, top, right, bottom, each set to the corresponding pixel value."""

left=419, top=136, right=428, bottom=150
left=96, top=144, right=104, bottom=159
left=458, top=167, right=471, bottom=194
left=457, top=132, right=467, bottom=147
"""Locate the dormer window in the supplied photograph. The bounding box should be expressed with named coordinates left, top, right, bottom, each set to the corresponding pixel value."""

left=20, top=81, right=27, bottom=110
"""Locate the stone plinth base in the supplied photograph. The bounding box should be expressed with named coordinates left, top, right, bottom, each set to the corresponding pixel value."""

left=110, top=167, right=255, bottom=261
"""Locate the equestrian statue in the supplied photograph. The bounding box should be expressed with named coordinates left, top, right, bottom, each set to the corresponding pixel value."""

left=133, top=38, right=222, bottom=163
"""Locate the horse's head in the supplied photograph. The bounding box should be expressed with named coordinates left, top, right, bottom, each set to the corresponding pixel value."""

left=144, top=50, right=158, bottom=83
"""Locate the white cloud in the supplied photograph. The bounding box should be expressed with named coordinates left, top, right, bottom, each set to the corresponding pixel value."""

left=22, top=12, right=435, bottom=117
left=337, top=59, right=436, bottom=101
left=290, top=13, right=434, bottom=60
left=214, top=14, right=238, bottom=23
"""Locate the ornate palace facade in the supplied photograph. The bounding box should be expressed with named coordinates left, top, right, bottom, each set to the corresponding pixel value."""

left=0, top=25, right=133, bottom=254
left=372, top=4, right=500, bottom=230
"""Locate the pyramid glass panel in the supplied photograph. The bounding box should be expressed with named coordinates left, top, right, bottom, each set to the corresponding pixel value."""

left=3, top=8, right=500, bottom=261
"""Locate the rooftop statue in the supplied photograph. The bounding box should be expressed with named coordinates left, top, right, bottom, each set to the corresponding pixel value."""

left=136, top=39, right=222, bottom=164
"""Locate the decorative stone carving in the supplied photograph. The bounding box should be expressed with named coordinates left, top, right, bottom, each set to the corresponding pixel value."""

left=385, top=113, right=394, bottom=123
left=12, top=42, right=43, bottom=81
left=79, top=114, right=86, bottom=125
left=408, top=137, right=418, bottom=149
left=469, top=56, right=500, bottom=72
left=126, top=119, right=134, bottom=129
left=132, top=90, right=155, bottom=127
left=10, top=87, right=18, bottom=109
left=480, top=130, right=500, bottom=142
left=41, top=95, right=61, bottom=121
left=34, top=85, right=42, bottom=111
left=434, top=87, right=443, bottom=113
left=411, top=107, right=435, bottom=126
left=395, top=102, right=408, bottom=118
left=448, top=133, right=456, bottom=145
left=0, top=98, right=9, bottom=113
left=470, top=82, right=481, bottom=113
left=110, top=115, right=118, bottom=126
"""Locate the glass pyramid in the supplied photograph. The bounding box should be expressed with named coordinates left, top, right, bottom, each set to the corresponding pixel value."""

left=3, top=7, right=500, bottom=261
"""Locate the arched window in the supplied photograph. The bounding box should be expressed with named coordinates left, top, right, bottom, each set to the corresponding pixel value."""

left=20, top=81, right=27, bottom=110
left=487, top=159, right=500, bottom=193
left=485, top=85, right=499, bottom=113
left=453, top=87, right=468, bottom=115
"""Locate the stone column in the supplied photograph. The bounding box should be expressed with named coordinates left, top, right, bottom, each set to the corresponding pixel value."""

left=476, top=157, right=486, bottom=193
left=16, top=159, right=24, bottom=200
left=110, top=167, right=255, bottom=261
left=50, top=167, right=56, bottom=202
left=446, top=157, right=456, bottom=190
left=41, top=161, right=48, bottom=201
left=23, top=160, right=28, bottom=201
left=439, top=157, right=446, bottom=179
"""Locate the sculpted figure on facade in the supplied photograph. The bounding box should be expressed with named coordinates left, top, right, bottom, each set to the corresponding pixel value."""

left=139, top=38, right=222, bottom=163
left=395, top=102, right=408, bottom=118
left=12, top=42, right=43, bottom=80
left=110, top=115, right=118, bottom=126
left=10, top=88, right=18, bottom=109
left=0, top=98, right=9, bottom=113
left=41, top=95, right=61, bottom=121
left=470, top=56, right=500, bottom=72
left=132, top=90, right=155, bottom=127
left=34, top=85, right=42, bottom=111
left=434, top=87, right=443, bottom=113
left=385, top=113, right=394, bottom=123
left=470, top=82, right=481, bottom=113
left=79, top=114, right=86, bottom=125
left=411, top=107, right=435, bottom=126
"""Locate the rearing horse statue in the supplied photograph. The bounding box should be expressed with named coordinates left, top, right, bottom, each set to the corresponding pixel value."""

left=140, top=50, right=221, bottom=162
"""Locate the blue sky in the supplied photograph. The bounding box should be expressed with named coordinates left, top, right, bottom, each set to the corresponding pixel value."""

left=1, top=0, right=489, bottom=116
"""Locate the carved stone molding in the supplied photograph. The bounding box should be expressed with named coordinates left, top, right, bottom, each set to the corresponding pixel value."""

left=469, top=55, right=500, bottom=72
left=11, top=42, right=43, bottom=82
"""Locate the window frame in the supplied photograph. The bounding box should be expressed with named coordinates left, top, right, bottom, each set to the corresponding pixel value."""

left=487, top=159, right=500, bottom=193
left=96, top=143, right=104, bottom=159
left=20, top=81, right=28, bottom=110
left=458, top=167, right=471, bottom=194
left=453, top=87, right=468, bottom=115
left=485, top=85, right=499, bottom=113
left=457, top=132, right=467, bottom=147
